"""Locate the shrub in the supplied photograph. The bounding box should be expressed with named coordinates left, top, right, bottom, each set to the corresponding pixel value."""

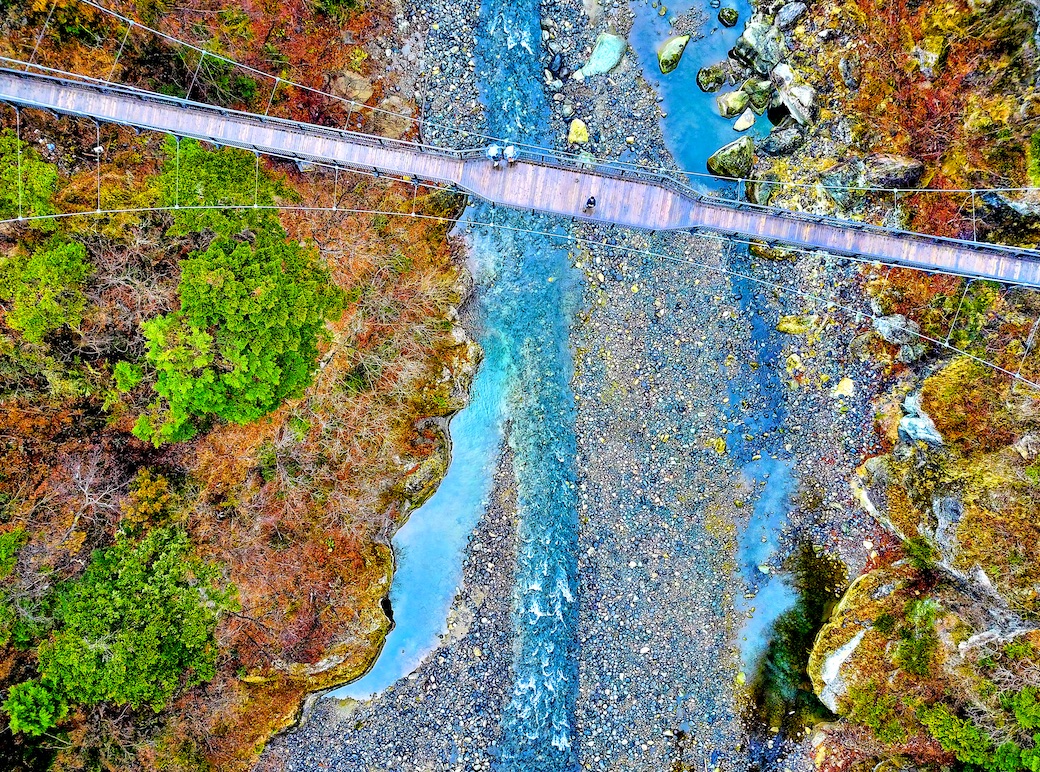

left=0, top=239, right=90, bottom=343
left=0, top=129, right=58, bottom=223
left=4, top=679, right=69, bottom=737
left=135, top=231, right=345, bottom=445
left=0, top=527, right=26, bottom=579
left=846, top=681, right=907, bottom=744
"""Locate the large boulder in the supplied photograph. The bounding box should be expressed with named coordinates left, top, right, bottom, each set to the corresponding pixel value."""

left=658, top=35, right=691, bottom=74
left=777, top=83, right=816, bottom=125
left=873, top=313, right=920, bottom=345
left=371, top=96, right=414, bottom=139
left=742, top=78, right=774, bottom=113
left=911, top=35, right=948, bottom=79
left=568, top=118, right=590, bottom=144
left=761, top=125, right=804, bottom=155
left=327, top=70, right=374, bottom=102
left=863, top=154, right=925, bottom=188
left=575, top=33, right=627, bottom=77
left=707, top=136, right=755, bottom=178
left=730, top=19, right=787, bottom=76
left=718, top=7, right=739, bottom=26
left=775, top=1, right=807, bottom=29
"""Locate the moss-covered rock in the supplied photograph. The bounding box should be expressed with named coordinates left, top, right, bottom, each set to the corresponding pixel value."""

left=697, top=62, right=729, bottom=92
left=707, top=136, right=755, bottom=177
left=657, top=35, right=691, bottom=74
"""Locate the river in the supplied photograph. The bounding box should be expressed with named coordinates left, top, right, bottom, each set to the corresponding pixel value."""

left=333, top=0, right=799, bottom=764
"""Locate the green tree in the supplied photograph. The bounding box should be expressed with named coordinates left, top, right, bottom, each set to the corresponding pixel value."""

left=0, top=239, right=90, bottom=343
left=0, top=129, right=58, bottom=223
left=5, top=680, right=68, bottom=737
left=3, top=528, right=235, bottom=735
left=135, top=231, right=344, bottom=445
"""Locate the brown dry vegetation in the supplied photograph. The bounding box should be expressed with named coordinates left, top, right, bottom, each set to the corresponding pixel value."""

left=0, top=0, right=477, bottom=769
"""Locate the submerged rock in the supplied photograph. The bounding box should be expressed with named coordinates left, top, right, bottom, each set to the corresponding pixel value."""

left=718, top=7, right=739, bottom=26
left=576, top=33, right=627, bottom=77
left=707, top=136, right=755, bottom=178
left=696, top=62, right=729, bottom=92
left=657, top=35, right=691, bottom=74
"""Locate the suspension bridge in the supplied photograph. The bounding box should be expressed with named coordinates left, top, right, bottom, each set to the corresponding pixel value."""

left=2, top=65, right=1040, bottom=288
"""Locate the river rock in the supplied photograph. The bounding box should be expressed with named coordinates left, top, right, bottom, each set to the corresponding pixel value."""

left=873, top=313, right=920, bottom=345
left=898, top=391, right=944, bottom=446
left=839, top=56, right=861, bottom=89
left=372, top=96, right=414, bottom=138
left=775, top=1, right=807, bottom=29
left=576, top=33, right=627, bottom=77
left=658, top=35, right=691, bottom=74
left=863, top=153, right=925, bottom=188
left=746, top=173, right=778, bottom=205
left=718, top=7, right=739, bottom=26
left=327, top=70, right=374, bottom=102
left=707, top=136, right=755, bottom=178
left=742, top=78, right=773, bottom=113
left=777, top=83, right=816, bottom=125
left=568, top=118, right=590, bottom=144
left=733, top=108, right=756, bottom=132
left=1013, top=432, right=1040, bottom=461
left=717, top=90, right=750, bottom=118
left=911, top=35, right=948, bottom=79
left=549, top=52, right=563, bottom=75
left=730, top=19, right=786, bottom=76
left=697, top=62, right=729, bottom=92
left=761, top=125, right=804, bottom=155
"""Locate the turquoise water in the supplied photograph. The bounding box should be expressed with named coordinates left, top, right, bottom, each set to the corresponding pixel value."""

left=627, top=0, right=767, bottom=177
left=331, top=241, right=509, bottom=700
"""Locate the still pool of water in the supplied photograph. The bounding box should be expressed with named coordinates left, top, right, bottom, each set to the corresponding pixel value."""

left=627, top=0, right=767, bottom=178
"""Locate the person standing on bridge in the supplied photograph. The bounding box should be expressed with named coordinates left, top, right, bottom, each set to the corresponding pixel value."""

left=584, top=195, right=597, bottom=213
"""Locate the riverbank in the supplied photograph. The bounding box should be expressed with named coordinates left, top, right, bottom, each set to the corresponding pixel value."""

left=262, top=447, right=519, bottom=770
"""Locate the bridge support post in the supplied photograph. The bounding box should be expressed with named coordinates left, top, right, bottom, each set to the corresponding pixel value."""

left=971, top=189, right=978, bottom=241
left=265, top=78, right=279, bottom=116
left=333, top=166, right=339, bottom=210
left=94, top=120, right=102, bottom=213
left=14, top=107, right=22, bottom=220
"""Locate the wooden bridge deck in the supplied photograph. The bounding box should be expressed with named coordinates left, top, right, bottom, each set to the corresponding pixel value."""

left=3, top=68, right=1039, bottom=286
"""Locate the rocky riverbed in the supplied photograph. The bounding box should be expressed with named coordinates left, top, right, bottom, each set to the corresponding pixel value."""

left=264, top=0, right=898, bottom=767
